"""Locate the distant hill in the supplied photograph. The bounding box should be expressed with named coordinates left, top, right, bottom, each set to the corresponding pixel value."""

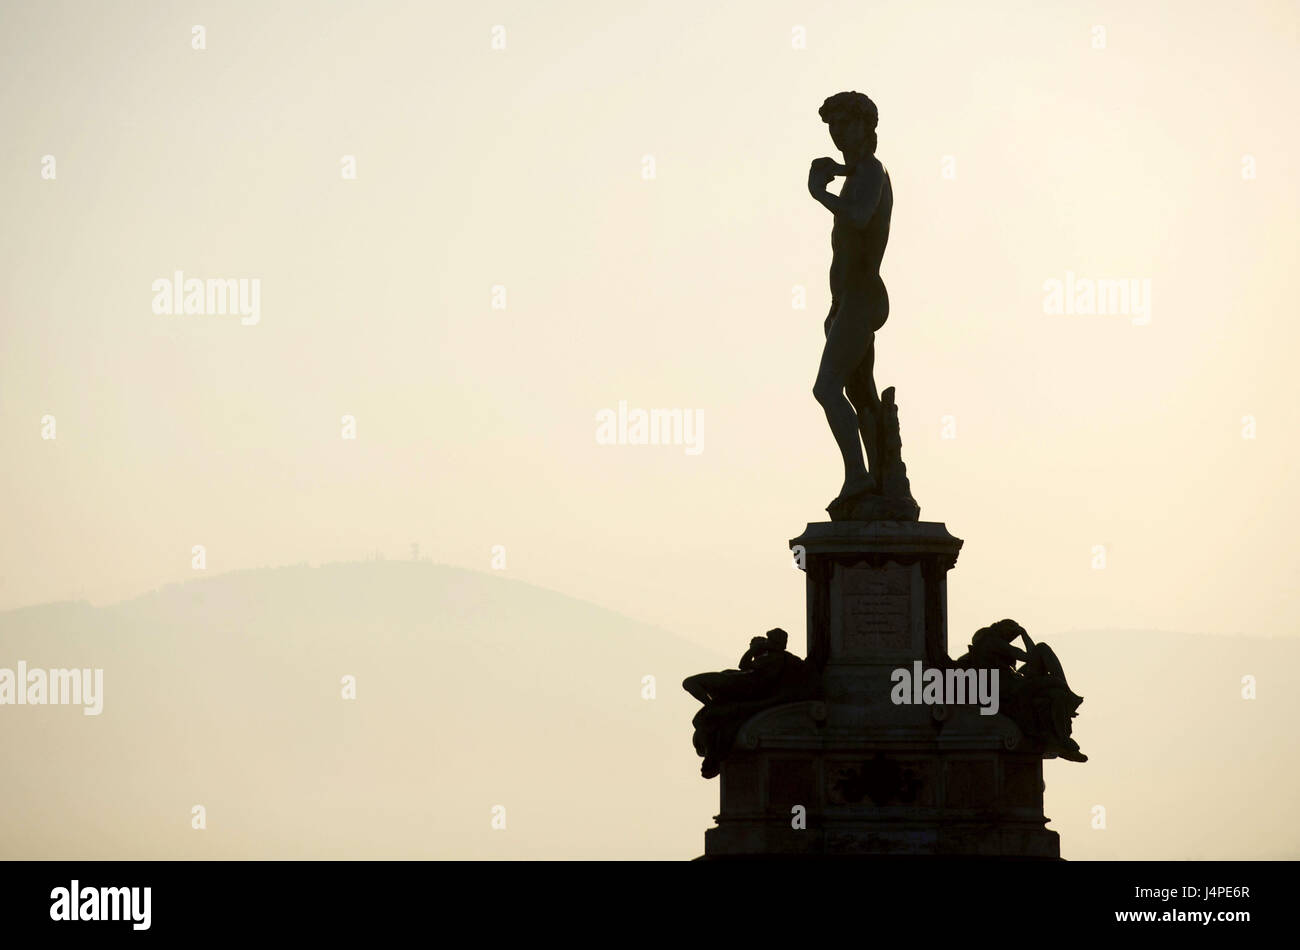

left=0, top=564, right=1295, bottom=859
left=0, top=562, right=727, bottom=859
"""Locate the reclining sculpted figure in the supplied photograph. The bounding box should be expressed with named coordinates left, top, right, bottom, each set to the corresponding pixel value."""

left=951, top=619, right=1087, bottom=762
left=682, top=628, right=817, bottom=778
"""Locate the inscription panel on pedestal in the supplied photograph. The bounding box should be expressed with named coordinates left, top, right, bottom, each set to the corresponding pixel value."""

left=838, top=562, right=914, bottom=655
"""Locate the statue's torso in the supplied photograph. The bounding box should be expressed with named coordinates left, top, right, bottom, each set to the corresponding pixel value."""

left=829, top=161, right=891, bottom=312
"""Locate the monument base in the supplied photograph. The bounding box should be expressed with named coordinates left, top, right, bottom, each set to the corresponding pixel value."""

left=698, top=520, right=1064, bottom=859
left=702, top=703, right=1060, bottom=858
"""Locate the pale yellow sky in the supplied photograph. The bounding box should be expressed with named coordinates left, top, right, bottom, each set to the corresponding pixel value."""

left=2, top=0, right=1298, bottom=659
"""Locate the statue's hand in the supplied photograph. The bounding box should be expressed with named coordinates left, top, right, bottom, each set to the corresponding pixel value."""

left=808, top=157, right=838, bottom=194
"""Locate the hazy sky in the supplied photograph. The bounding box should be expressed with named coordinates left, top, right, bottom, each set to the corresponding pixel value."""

left=2, top=0, right=1297, bottom=658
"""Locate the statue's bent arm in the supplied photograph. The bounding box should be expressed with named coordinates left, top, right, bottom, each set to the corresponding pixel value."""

left=813, top=160, right=883, bottom=228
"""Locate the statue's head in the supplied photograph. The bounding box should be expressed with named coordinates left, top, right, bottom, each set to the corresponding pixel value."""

left=765, top=628, right=789, bottom=651
left=970, top=620, right=1026, bottom=664
left=987, top=619, right=1027, bottom=643
left=819, top=91, right=878, bottom=157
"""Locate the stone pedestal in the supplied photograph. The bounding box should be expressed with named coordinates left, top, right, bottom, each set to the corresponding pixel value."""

left=701, top=520, right=1061, bottom=858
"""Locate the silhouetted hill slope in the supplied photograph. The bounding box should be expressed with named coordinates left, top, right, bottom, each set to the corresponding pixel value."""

left=0, top=562, right=727, bottom=858
left=0, top=565, right=1295, bottom=858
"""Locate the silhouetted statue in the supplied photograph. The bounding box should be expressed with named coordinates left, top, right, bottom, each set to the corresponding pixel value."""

left=809, top=91, right=918, bottom=522
left=952, top=619, right=1087, bottom=762
left=683, top=628, right=816, bottom=778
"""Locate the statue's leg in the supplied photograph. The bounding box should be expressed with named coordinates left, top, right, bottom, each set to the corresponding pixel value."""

left=823, top=300, right=838, bottom=338
left=814, top=301, right=875, bottom=498
left=1025, top=643, right=1069, bottom=684
left=682, top=673, right=713, bottom=704
left=684, top=670, right=754, bottom=704
left=692, top=725, right=709, bottom=757
left=845, top=341, right=881, bottom=480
